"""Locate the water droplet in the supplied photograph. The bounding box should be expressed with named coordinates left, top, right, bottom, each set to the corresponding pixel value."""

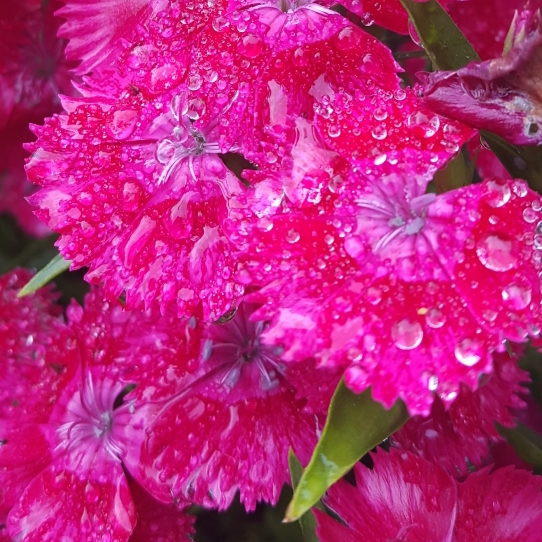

left=484, top=179, right=511, bottom=208
left=373, top=107, right=387, bottom=121
left=425, top=308, right=446, bottom=329
left=502, top=284, right=532, bottom=310
left=371, top=125, right=387, bottom=140
left=286, top=229, right=300, bottom=243
left=408, top=19, right=422, bottom=46
left=328, top=125, right=341, bottom=138
left=84, top=483, right=100, bottom=503
left=512, top=180, right=528, bottom=197
left=366, top=287, right=382, bottom=305
left=428, top=375, right=438, bottom=391
left=238, top=34, right=264, bottom=58
left=187, top=73, right=202, bottom=91
left=391, top=319, right=423, bottom=350
left=186, top=98, right=206, bottom=120
left=407, top=110, right=440, bottom=138
left=476, top=233, right=518, bottom=272
left=454, top=338, right=483, bottom=366
left=332, top=26, right=362, bottom=51
left=105, top=109, right=138, bottom=140
left=524, top=208, right=537, bottom=223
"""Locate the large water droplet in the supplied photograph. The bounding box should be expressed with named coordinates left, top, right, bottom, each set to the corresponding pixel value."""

left=484, top=179, right=511, bottom=208
left=502, top=284, right=532, bottom=310
left=238, top=34, right=264, bottom=58
left=408, top=19, right=422, bottom=46
left=476, top=233, right=518, bottom=272
left=392, top=319, right=423, bottom=350
left=105, top=109, right=138, bottom=140
left=454, top=338, right=483, bottom=366
left=286, top=229, right=300, bottom=243
left=425, top=308, right=446, bottom=329
left=407, top=111, right=440, bottom=138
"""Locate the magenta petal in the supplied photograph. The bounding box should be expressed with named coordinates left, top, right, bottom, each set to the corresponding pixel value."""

left=318, top=450, right=457, bottom=542
left=339, top=0, right=409, bottom=34
left=422, top=10, right=542, bottom=145
left=7, top=449, right=136, bottom=542
left=455, top=467, right=542, bottom=541
left=129, top=480, right=195, bottom=542
left=393, top=348, right=529, bottom=475
left=56, top=0, right=152, bottom=74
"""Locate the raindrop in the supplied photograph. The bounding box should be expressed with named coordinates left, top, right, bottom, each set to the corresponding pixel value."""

left=454, top=338, right=483, bottom=366
left=286, top=229, right=300, bottom=243
left=476, top=233, right=517, bottom=272
left=373, top=107, right=387, bottom=121
left=238, top=34, right=264, bottom=58
left=524, top=208, right=537, bottom=223
left=331, top=26, right=362, bottom=51
left=407, top=111, right=440, bottom=138
left=186, top=98, right=206, bottom=120
left=371, top=125, right=387, bottom=140
left=408, top=19, right=422, bottom=46
left=428, top=375, right=438, bottom=391
left=502, top=284, right=532, bottom=310
left=105, top=109, right=138, bottom=140
left=366, top=287, right=382, bottom=305
left=391, top=319, right=423, bottom=350
left=328, top=125, right=341, bottom=138
left=484, top=179, right=511, bottom=208
left=425, top=308, right=446, bottom=329
left=187, top=74, right=202, bottom=91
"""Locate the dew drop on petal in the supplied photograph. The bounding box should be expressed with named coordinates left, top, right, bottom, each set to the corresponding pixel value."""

left=428, top=375, right=439, bottom=391
left=484, top=179, right=511, bottom=208
left=366, top=287, right=382, bottom=305
left=188, top=73, right=202, bottom=91
left=331, top=26, right=362, bottom=51
left=524, top=208, right=538, bottom=223
left=454, top=338, right=483, bottom=366
left=476, top=233, right=517, bottom=272
left=286, top=229, right=300, bottom=243
left=328, top=125, right=341, bottom=138
left=391, top=319, right=423, bottom=350
left=105, top=109, right=138, bottom=140
left=407, top=111, right=440, bottom=138
left=238, top=34, right=264, bottom=58
left=425, top=308, right=446, bottom=329
left=502, top=284, right=532, bottom=310
left=371, top=125, right=387, bottom=140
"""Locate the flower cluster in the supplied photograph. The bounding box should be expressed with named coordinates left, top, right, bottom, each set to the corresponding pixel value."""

left=2, top=0, right=542, bottom=540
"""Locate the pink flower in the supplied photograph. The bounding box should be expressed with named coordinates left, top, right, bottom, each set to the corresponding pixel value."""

left=240, top=173, right=542, bottom=415
left=421, top=6, right=542, bottom=145
left=26, top=86, right=247, bottom=320
left=0, top=279, right=193, bottom=541
left=392, top=348, right=529, bottom=475
left=0, top=0, right=74, bottom=128
left=116, top=301, right=339, bottom=511
left=339, top=0, right=409, bottom=34
left=316, top=449, right=542, bottom=542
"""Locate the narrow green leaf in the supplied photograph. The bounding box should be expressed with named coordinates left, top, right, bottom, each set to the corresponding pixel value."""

left=288, top=450, right=323, bottom=542
left=400, top=0, right=542, bottom=193
left=399, top=0, right=480, bottom=70
left=497, top=422, right=542, bottom=470
left=17, top=253, right=72, bottom=297
left=285, top=381, right=409, bottom=522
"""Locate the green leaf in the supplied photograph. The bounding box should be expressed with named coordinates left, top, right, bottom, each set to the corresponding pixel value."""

left=432, top=151, right=471, bottom=192
left=288, top=450, right=323, bottom=542
left=17, top=253, right=72, bottom=297
left=285, top=381, right=409, bottom=522
left=497, top=422, right=542, bottom=470
left=400, top=0, right=542, bottom=193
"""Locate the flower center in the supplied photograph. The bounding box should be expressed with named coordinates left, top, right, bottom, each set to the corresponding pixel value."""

left=203, top=305, right=286, bottom=392
left=56, top=375, right=125, bottom=460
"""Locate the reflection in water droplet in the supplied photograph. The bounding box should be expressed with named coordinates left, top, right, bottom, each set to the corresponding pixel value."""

left=428, top=375, right=438, bottom=391
left=425, top=308, right=446, bottom=329
left=454, top=338, right=483, bottom=366
left=286, top=229, right=300, bottom=243
left=502, top=284, right=532, bottom=310
left=391, top=319, right=423, bottom=350
left=485, top=179, right=511, bottom=208
left=476, top=233, right=517, bottom=272
left=238, top=34, right=264, bottom=58
left=407, top=110, right=440, bottom=138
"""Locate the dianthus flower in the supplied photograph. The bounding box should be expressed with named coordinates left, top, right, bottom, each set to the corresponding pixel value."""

left=0, top=272, right=194, bottom=541
left=238, top=169, right=542, bottom=415
left=392, top=349, right=529, bottom=475
left=316, top=449, right=542, bottom=542
left=422, top=3, right=542, bottom=146
left=0, top=0, right=73, bottom=127
left=113, top=301, right=340, bottom=511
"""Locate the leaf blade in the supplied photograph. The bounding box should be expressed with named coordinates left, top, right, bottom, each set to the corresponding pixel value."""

left=17, top=253, right=72, bottom=297
left=285, top=381, right=409, bottom=522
